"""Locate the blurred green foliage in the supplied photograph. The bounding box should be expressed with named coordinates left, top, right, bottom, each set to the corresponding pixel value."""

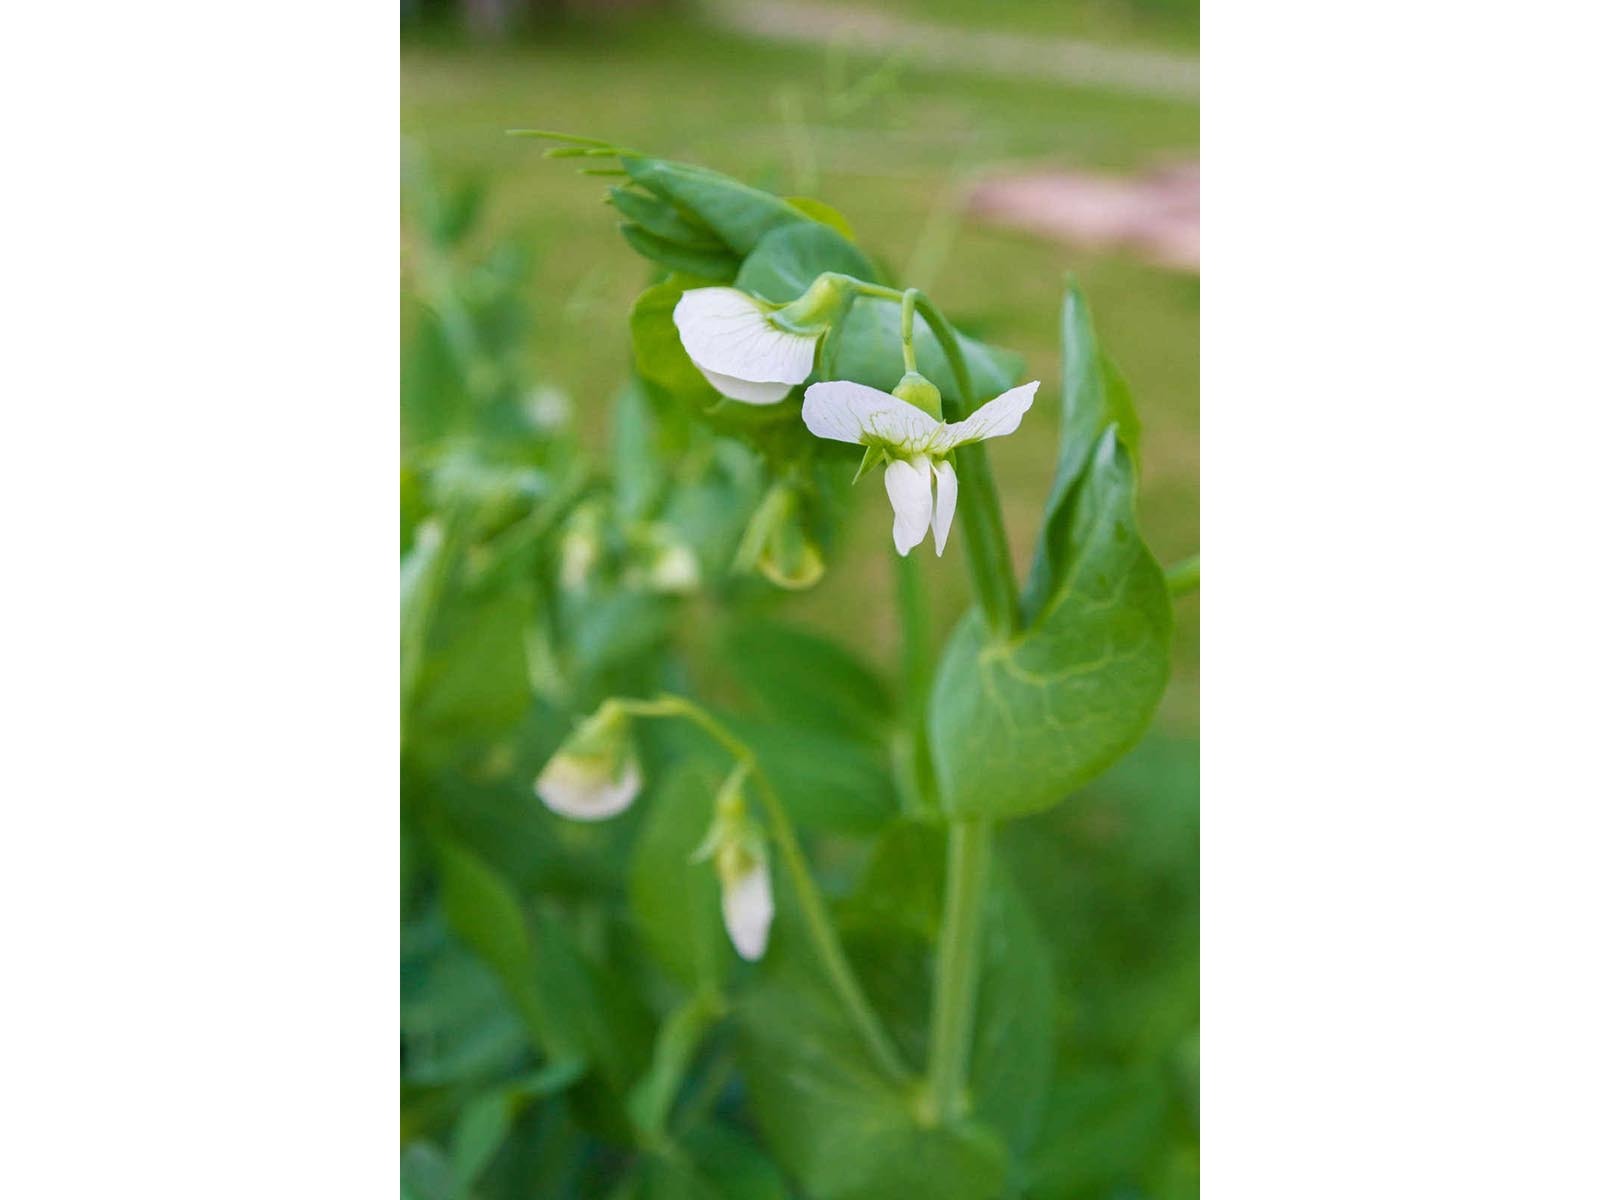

left=402, top=11, right=1197, bottom=1196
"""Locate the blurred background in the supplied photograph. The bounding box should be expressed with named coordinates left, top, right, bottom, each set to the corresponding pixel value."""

left=403, top=1, right=1197, bottom=1194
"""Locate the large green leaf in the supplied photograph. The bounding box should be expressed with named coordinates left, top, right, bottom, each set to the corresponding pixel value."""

left=928, top=287, right=1171, bottom=820
left=626, top=761, right=730, bottom=988
left=720, top=619, right=893, bottom=740
left=738, top=953, right=1007, bottom=1200
left=735, top=221, right=877, bottom=303
left=1022, top=1065, right=1173, bottom=1200
left=840, top=823, right=1056, bottom=1164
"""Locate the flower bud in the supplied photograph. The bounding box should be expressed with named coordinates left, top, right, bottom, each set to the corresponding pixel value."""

left=559, top=502, right=606, bottom=592
left=534, top=700, right=642, bottom=821
left=735, top=483, right=825, bottom=591
left=769, top=272, right=850, bottom=334
left=717, top=842, right=774, bottom=962
left=692, top=767, right=774, bottom=961
left=891, top=370, right=943, bottom=420
left=629, top=523, right=700, bottom=595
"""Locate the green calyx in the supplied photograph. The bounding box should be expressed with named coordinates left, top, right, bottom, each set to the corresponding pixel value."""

left=892, top=370, right=944, bottom=420
left=768, top=272, right=851, bottom=334
left=559, top=699, right=635, bottom=767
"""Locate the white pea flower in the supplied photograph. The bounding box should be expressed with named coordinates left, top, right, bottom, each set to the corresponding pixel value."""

left=801, top=378, right=1040, bottom=556
left=693, top=766, right=775, bottom=961
left=672, top=287, right=821, bottom=405
left=717, top=843, right=774, bottom=962
left=535, top=702, right=642, bottom=821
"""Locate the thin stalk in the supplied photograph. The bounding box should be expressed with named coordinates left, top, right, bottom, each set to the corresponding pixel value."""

left=924, top=819, right=993, bottom=1122
left=900, top=288, right=921, bottom=373
left=893, top=550, right=938, bottom=817
left=911, top=295, right=1021, bottom=638
left=614, top=696, right=912, bottom=1083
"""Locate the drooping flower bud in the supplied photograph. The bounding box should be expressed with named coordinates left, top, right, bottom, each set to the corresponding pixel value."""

left=559, top=501, right=606, bottom=592
left=734, top=483, right=825, bottom=590
left=716, top=840, right=773, bottom=962
left=692, top=766, right=775, bottom=961
left=627, top=522, right=701, bottom=595
left=534, top=700, right=642, bottom=821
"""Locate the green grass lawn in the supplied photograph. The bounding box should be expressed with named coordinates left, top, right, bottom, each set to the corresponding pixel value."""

left=402, top=12, right=1199, bottom=728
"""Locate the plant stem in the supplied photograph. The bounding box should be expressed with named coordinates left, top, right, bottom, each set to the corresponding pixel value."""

left=900, top=288, right=921, bottom=373
left=614, top=695, right=912, bottom=1083
left=911, top=295, right=1021, bottom=638
left=925, top=819, right=992, bottom=1122
left=893, top=550, right=938, bottom=817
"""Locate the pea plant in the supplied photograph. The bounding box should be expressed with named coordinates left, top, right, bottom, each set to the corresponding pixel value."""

left=401, top=140, right=1198, bottom=1200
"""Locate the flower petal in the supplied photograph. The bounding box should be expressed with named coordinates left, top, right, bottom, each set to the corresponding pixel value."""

left=673, top=287, right=818, bottom=384
left=935, top=381, right=1040, bottom=451
left=722, top=860, right=774, bottom=961
left=931, top=459, right=958, bottom=557
left=884, top=456, right=933, bottom=555
left=696, top=365, right=793, bottom=405
left=535, top=755, right=642, bottom=821
left=802, top=380, right=942, bottom=450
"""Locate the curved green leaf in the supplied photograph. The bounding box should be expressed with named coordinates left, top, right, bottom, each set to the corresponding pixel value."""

left=735, top=221, right=877, bottom=303
left=622, top=156, right=812, bottom=256
left=928, top=285, right=1171, bottom=821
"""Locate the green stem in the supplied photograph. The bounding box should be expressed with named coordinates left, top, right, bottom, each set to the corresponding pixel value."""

left=924, top=819, right=993, bottom=1123
left=614, top=696, right=912, bottom=1083
left=900, top=288, right=921, bottom=373
left=893, top=550, right=938, bottom=818
left=911, top=295, right=1021, bottom=638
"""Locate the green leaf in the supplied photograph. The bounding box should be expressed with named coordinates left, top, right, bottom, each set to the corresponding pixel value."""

left=786, top=195, right=856, bottom=241
left=409, top=585, right=536, bottom=751
left=969, top=872, right=1055, bottom=1161
left=840, top=825, right=1056, bottom=1162
left=1023, top=1065, right=1171, bottom=1199
left=627, top=761, right=730, bottom=988
left=720, top=619, right=893, bottom=739
left=630, top=276, right=722, bottom=401
left=620, top=223, right=739, bottom=282
left=623, top=1128, right=789, bottom=1200
left=830, top=298, right=1023, bottom=407
left=730, top=717, right=899, bottom=833
left=435, top=838, right=583, bottom=1065
left=738, top=953, right=1007, bottom=1200
left=1024, top=279, right=1144, bottom=615
left=401, top=906, right=528, bottom=1088
left=449, top=1061, right=587, bottom=1200
left=622, top=156, right=812, bottom=256
left=735, top=221, right=877, bottom=303
left=609, top=187, right=721, bottom=248
left=928, top=287, right=1171, bottom=820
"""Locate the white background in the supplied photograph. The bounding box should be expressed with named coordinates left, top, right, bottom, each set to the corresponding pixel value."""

left=3, top=0, right=1599, bottom=1195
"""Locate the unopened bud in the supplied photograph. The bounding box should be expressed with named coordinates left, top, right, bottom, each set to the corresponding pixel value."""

left=892, top=370, right=943, bottom=419
left=534, top=700, right=641, bottom=821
